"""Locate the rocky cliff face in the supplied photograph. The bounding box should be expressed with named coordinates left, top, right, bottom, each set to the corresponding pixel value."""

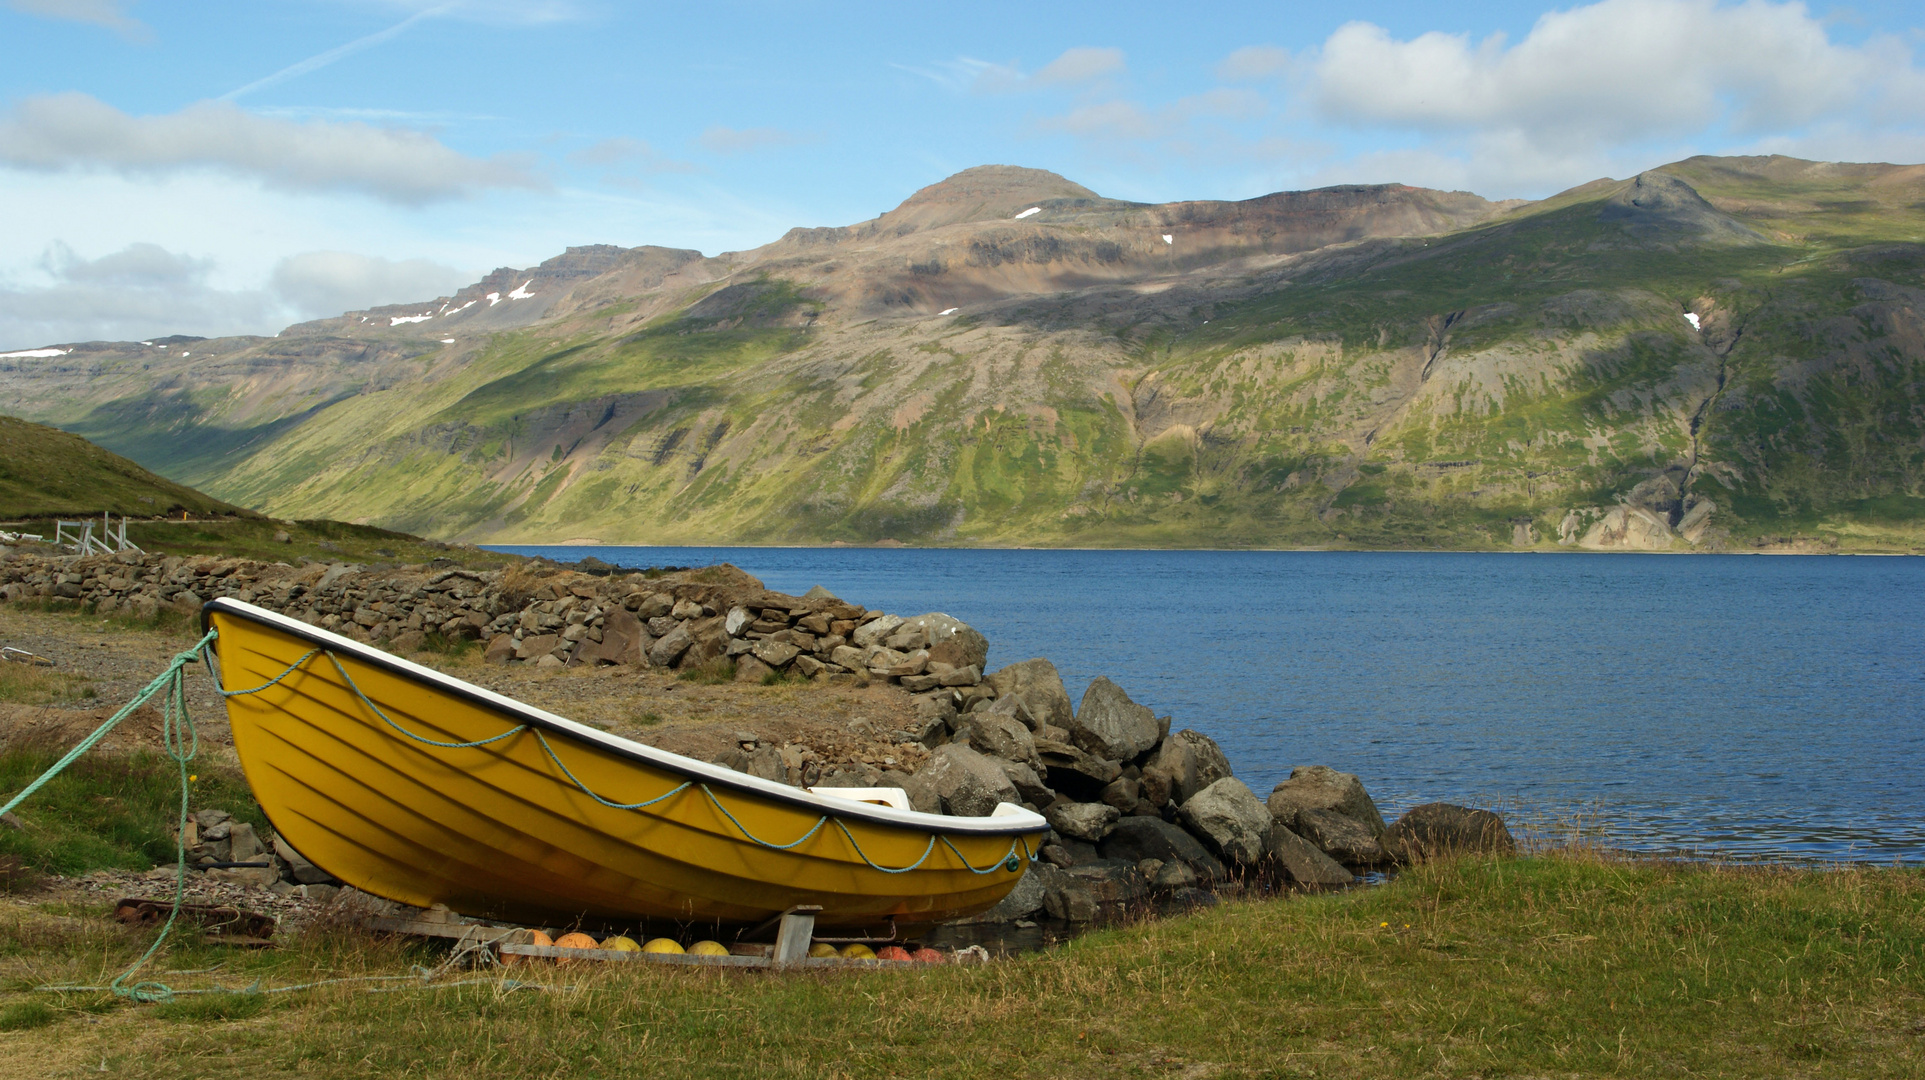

left=2, top=155, right=1922, bottom=551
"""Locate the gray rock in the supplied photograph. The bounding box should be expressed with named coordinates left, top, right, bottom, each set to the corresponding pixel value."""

left=1100, top=776, right=1140, bottom=812
left=733, top=655, right=775, bottom=683
left=959, top=707, right=1042, bottom=771
left=899, top=770, right=941, bottom=814
left=950, top=864, right=1047, bottom=923
left=900, top=674, right=941, bottom=692
left=851, top=614, right=904, bottom=649
left=937, top=664, right=982, bottom=688
left=998, top=760, right=1054, bottom=807
left=829, top=645, right=868, bottom=670
left=1262, top=821, right=1354, bottom=886
left=1144, top=729, right=1233, bottom=805
left=272, top=835, right=337, bottom=885
left=919, top=743, right=1021, bottom=817
left=631, top=592, right=673, bottom=619
left=1296, top=808, right=1389, bottom=867
left=1151, top=859, right=1198, bottom=890
left=1177, top=778, right=1270, bottom=865
left=1098, top=815, right=1226, bottom=882
left=515, top=633, right=559, bottom=661
left=1045, top=800, right=1121, bottom=842
left=725, top=606, right=754, bottom=636
left=896, top=613, right=989, bottom=671
left=1383, top=803, right=1519, bottom=861
left=1069, top=677, right=1161, bottom=761
left=751, top=639, right=800, bottom=668
left=1266, top=765, right=1387, bottom=835
left=982, top=658, right=1073, bottom=730
left=646, top=623, right=694, bottom=666
left=670, top=599, right=705, bottom=620
left=744, top=746, right=786, bottom=783
left=1041, top=870, right=1100, bottom=923
left=228, top=822, right=267, bottom=863
left=1034, top=737, right=1122, bottom=801
left=802, top=585, right=838, bottom=600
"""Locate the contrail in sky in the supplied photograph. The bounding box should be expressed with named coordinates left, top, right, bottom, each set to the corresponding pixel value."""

left=221, top=3, right=455, bottom=102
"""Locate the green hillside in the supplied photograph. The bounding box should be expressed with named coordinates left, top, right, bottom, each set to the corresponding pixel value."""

left=0, top=414, right=240, bottom=520
left=5, top=155, right=1923, bottom=552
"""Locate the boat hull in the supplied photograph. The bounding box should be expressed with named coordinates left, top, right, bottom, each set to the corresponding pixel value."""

left=204, top=601, right=1044, bottom=930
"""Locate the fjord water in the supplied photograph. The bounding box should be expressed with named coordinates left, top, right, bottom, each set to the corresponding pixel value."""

left=493, top=547, right=1925, bottom=863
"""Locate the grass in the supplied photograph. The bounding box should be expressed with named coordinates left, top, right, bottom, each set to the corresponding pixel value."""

left=0, top=415, right=238, bottom=521
left=0, top=852, right=1915, bottom=1077
left=0, top=662, right=96, bottom=705
left=676, top=658, right=737, bottom=685
left=0, top=748, right=263, bottom=877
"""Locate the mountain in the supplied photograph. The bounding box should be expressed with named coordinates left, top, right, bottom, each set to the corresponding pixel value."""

left=2, top=155, right=1922, bottom=552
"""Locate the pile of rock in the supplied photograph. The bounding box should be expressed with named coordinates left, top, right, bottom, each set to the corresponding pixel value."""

left=182, top=807, right=342, bottom=901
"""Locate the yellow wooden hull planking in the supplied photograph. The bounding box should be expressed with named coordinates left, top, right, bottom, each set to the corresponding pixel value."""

left=203, top=599, right=1045, bottom=930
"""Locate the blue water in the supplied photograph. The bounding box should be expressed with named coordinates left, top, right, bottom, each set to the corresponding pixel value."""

left=490, top=547, right=1925, bottom=863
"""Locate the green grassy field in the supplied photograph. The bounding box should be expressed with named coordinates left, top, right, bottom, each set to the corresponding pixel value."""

left=0, top=849, right=1915, bottom=1078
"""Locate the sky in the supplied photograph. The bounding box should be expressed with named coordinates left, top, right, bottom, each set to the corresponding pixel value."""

left=2, top=0, right=1922, bottom=349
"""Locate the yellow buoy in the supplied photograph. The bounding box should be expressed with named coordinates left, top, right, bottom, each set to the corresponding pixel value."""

left=642, top=937, right=685, bottom=954
left=838, top=943, right=876, bottom=960
left=602, top=935, right=641, bottom=952
left=687, top=940, right=729, bottom=957
left=807, top=942, right=838, bottom=958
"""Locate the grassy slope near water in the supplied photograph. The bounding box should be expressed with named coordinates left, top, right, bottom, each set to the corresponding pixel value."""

left=0, top=854, right=1917, bottom=1077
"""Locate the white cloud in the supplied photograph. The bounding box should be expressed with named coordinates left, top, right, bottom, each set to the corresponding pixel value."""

left=697, top=126, right=811, bottom=155
left=0, top=93, right=545, bottom=205
left=268, top=251, right=470, bottom=317
left=1309, top=0, right=1925, bottom=147
left=0, top=242, right=475, bottom=349
left=898, top=46, right=1127, bottom=94
left=1216, top=45, right=1291, bottom=82
left=1042, top=89, right=1265, bottom=142
left=1030, top=47, right=1126, bottom=86
left=570, top=136, right=699, bottom=175
left=5, top=0, right=144, bottom=36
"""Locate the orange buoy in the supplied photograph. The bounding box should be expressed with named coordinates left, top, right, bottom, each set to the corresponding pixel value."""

left=911, top=947, right=945, bottom=964
left=687, top=940, right=730, bottom=957
left=642, top=937, right=685, bottom=954
left=554, top=932, right=598, bottom=949
left=875, top=945, right=912, bottom=962
left=504, top=929, right=554, bottom=967
left=838, top=943, right=876, bottom=960
left=807, top=942, right=838, bottom=958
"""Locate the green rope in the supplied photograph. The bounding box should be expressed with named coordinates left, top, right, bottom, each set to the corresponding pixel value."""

left=0, top=628, right=215, bottom=1004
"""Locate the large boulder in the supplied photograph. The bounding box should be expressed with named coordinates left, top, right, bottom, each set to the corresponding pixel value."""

left=1266, top=766, right=1387, bottom=835
left=1177, top=778, right=1270, bottom=865
left=1070, top=678, right=1161, bottom=762
left=1294, top=808, right=1388, bottom=867
left=1099, top=816, right=1226, bottom=882
left=983, top=658, right=1073, bottom=731
left=1035, top=864, right=1100, bottom=922
left=1384, top=803, right=1518, bottom=862
left=959, top=703, right=1043, bottom=772
left=1044, top=800, right=1121, bottom=843
left=1143, top=729, right=1232, bottom=806
left=1261, top=821, right=1354, bottom=886
left=918, top=743, right=1021, bottom=817
left=646, top=623, right=694, bottom=667
left=851, top=614, right=904, bottom=649
left=895, top=613, right=989, bottom=671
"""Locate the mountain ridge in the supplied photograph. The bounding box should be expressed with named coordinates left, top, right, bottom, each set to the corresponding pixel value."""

left=3, top=154, right=1923, bottom=552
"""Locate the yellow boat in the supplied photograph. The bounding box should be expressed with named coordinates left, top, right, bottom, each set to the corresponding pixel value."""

left=202, top=598, right=1046, bottom=931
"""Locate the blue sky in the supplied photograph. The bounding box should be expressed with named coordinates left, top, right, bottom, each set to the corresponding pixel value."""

left=2, top=0, right=1922, bottom=348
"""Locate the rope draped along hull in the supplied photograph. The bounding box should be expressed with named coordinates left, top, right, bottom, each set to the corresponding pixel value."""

left=201, top=599, right=1046, bottom=931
